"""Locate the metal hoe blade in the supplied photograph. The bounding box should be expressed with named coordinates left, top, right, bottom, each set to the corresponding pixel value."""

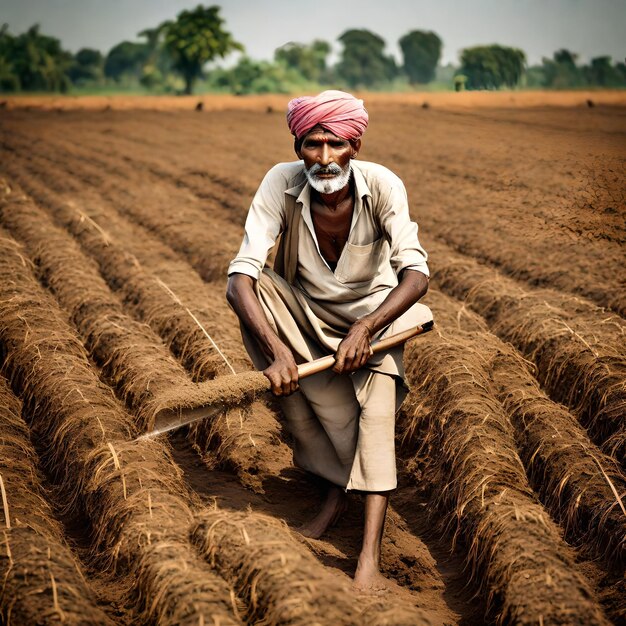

left=135, top=403, right=224, bottom=442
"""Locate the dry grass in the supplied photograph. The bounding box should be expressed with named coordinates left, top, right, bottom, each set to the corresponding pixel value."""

left=430, top=242, right=626, bottom=466
left=0, top=230, right=241, bottom=625
left=401, top=292, right=610, bottom=625
left=1, top=163, right=286, bottom=490
left=0, top=215, right=428, bottom=626
left=0, top=189, right=196, bottom=431
left=0, top=374, right=113, bottom=625
left=192, top=509, right=436, bottom=626
left=424, top=291, right=626, bottom=568
left=7, top=151, right=247, bottom=352
left=2, top=101, right=624, bottom=623
left=493, top=350, right=626, bottom=566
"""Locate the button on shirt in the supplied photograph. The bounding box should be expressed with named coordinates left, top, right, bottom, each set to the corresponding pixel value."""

left=228, top=159, right=429, bottom=328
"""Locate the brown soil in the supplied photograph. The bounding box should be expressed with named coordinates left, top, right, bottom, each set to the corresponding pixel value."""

left=3, top=89, right=626, bottom=112
left=0, top=93, right=624, bottom=625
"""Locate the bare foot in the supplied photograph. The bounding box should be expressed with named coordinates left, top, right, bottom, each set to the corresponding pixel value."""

left=353, top=556, right=389, bottom=595
left=298, top=485, right=347, bottom=539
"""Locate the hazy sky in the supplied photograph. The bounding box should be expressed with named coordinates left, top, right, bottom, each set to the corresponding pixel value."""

left=3, top=0, right=625, bottom=66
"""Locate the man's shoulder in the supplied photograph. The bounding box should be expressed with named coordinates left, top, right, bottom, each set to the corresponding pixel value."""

left=353, top=160, right=405, bottom=194
left=263, top=161, right=306, bottom=190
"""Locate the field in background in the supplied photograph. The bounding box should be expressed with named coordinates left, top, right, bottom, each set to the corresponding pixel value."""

left=3, top=88, right=626, bottom=111
left=0, top=94, right=624, bottom=625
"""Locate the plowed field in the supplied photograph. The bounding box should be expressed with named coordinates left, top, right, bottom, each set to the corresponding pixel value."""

left=0, top=93, right=624, bottom=626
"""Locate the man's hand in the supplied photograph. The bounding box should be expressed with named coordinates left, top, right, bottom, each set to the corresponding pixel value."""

left=227, top=273, right=300, bottom=396
left=333, top=319, right=374, bottom=374
left=332, top=270, right=428, bottom=375
left=263, top=345, right=299, bottom=396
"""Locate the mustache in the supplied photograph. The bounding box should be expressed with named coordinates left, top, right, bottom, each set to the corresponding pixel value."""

left=307, top=162, right=344, bottom=176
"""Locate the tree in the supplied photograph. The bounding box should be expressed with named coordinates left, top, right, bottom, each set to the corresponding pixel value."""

left=336, top=29, right=396, bottom=88
left=460, top=45, right=526, bottom=89
left=554, top=48, right=577, bottom=67
left=212, top=56, right=261, bottom=94
left=209, top=56, right=304, bottom=94
left=274, top=40, right=331, bottom=82
left=540, top=49, right=583, bottom=88
left=493, top=46, right=526, bottom=87
left=0, top=24, right=19, bottom=91
left=7, top=24, right=72, bottom=92
left=585, top=56, right=623, bottom=87
left=399, top=30, right=442, bottom=85
left=68, top=48, right=103, bottom=85
left=138, top=26, right=165, bottom=58
left=104, top=41, right=148, bottom=82
left=162, top=4, right=243, bottom=94
left=137, top=25, right=173, bottom=89
left=524, top=65, right=545, bottom=88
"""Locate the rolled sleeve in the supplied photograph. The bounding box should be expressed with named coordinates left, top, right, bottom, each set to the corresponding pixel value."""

left=377, top=176, right=429, bottom=278
left=227, top=165, right=286, bottom=280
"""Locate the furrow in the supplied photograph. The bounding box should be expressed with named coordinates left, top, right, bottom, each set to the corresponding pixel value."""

left=401, top=292, right=611, bottom=625
left=429, top=241, right=626, bottom=466
left=0, top=228, right=243, bottom=626
left=0, top=374, right=114, bottom=625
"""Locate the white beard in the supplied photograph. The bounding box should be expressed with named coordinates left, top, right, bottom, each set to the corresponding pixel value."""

left=305, top=161, right=352, bottom=194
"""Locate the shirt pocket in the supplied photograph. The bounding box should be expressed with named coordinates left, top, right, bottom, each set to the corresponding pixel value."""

left=335, top=237, right=386, bottom=284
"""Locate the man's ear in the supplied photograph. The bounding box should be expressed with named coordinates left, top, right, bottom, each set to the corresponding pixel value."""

left=351, top=138, right=362, bottom=158
left=294, top=138, right=302, bottom=159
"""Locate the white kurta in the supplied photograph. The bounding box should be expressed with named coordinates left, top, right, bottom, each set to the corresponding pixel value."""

left=228, top=160, right=431, bottom=490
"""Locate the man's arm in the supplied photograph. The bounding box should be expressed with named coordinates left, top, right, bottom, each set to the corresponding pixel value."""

left=226, top=273, right=299, bottom=396
left=332, top=269, right=428, bottom=374
left=332, top=167, right=430, bottom=374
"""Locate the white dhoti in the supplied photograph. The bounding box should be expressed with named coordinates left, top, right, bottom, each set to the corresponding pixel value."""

left=241, top=268, right=431, bottom=492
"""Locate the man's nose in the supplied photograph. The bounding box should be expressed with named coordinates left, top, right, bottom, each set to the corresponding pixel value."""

left=318, top=144, right=332, bottom=165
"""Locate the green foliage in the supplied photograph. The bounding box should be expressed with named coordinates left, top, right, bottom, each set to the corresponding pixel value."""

left=0, top=25, right=19, bottom=91
left=136, top=24, right=174, bottom=90
left=453, top=74, right=467, bottom=92
left=585, top=56, right=624, bottom=87
left=0, top=57, right=19, bottom=91
left=0, top=24, right=72, bottom=92
left=68, top=48, right=103, bottom=85
left=138, top=26, right=166, bottom=56
left=208, top=56, right=308, bottom=94
left=460, top=45, right=526, bottom=89
left=399, top=30, right=442, bottom=84
left=4, top=13, right=625, bottom=97
left=540, top=48, right=583, bottom=88
left=104, top=41, right=148, bottom=82
left=274, top=40, right=331, bottom=82
left=336, top=29, right=396, bottom=88
left=524, top=65, right=545, bottom=88
left=537, top=49, right=626, bottom=89
left=162, top=4, right=243, bottom=94
left=139, top=64, right=164, bottom=89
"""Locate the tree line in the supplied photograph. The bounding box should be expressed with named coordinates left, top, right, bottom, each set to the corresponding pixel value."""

left=1, top=4, right=625, bottom=95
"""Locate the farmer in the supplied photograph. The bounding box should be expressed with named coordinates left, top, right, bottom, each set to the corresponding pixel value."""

left=226, top=90, right=430, bottom=592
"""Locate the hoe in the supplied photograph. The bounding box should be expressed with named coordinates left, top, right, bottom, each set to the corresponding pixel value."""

left=138, top=315, right=434, bottom=441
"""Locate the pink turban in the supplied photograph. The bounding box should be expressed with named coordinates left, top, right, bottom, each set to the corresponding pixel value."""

left=286, top=90, right=368, bottom=141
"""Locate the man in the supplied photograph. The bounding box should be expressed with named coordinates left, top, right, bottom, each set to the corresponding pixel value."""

left=226, top=90, right=431, bottom=592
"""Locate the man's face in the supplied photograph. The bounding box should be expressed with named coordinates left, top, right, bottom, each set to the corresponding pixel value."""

left=296, top=126, right=360, bottom=195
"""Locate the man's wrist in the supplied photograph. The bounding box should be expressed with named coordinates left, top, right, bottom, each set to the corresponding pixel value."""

left=269, top=338, right=292, bottom=361
left=355, top=317, right=375, bottom=337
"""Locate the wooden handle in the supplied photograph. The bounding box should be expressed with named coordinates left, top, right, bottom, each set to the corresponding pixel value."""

left=296, top=320, right=433, bottom=379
